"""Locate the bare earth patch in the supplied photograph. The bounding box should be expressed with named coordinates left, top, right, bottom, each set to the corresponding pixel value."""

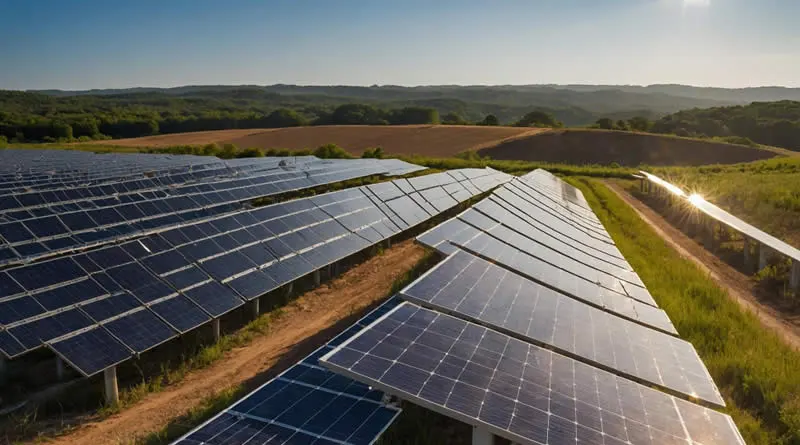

left=41, top=240, right=426, bottom=445
left=606, top=182, right=800, bottom=350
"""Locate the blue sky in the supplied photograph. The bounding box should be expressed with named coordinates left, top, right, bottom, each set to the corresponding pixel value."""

left=1, top=0, right=798, bottom=90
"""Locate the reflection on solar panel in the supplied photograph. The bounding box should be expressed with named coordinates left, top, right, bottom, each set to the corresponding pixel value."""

left=642, top=170, right=800, bottom=263
left=400, top=250, right=722, bottom=406
left=172, top=299, right=403, bottom=445
left=321, top=303, right=745, bottom=445
left=0, top=164, right=511, bottom=377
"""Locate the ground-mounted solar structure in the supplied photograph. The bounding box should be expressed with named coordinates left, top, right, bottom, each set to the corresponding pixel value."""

left=172, top=298, right=404, bottom=445
left=176, top=169, right=743, bottom=445
left=639, top=171, right=800, bottom=291
left=0, top=148, right=514, bottom=406
left=315, top=170, right=740, bottom=444
left=0, top=150, right=741, bottom=444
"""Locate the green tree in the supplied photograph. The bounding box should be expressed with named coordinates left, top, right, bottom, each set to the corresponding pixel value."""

left=219, top=143, right=238, bottom=159
left=263, top=109, right=307, bottom=127
left=388, top=107, right=439, bottom=125
left=0, top=135, right=7, bottom=148
left=628, top=116, right=652, bottom=132
left=481, top=114, right=500, bottom=126
left=516, top=111, right=563, bottom=128
left=52, top=122, right=73, bottom=140
left=236, top=147, right=264, bottom=158
left=442, top=112, right=469, bottom=125
left=362, top=147, right=385, bottom=158
left=596, top=118, right=614, bottom=129
left=314, top=143, right=354, bottom=159
left=615, top=120, right=629, bottom=131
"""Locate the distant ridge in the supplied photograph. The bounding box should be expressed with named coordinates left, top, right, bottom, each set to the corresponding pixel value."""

left=27, top=84, right=800, bottom=104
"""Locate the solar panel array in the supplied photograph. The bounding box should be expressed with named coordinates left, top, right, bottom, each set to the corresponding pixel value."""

left=320, top=170, right=743, bottom=444
left=173, top=298, right=403, bottom=445
left=0, top=153, right=425, bottom=266
left=0, top=149, right=510, bottom=379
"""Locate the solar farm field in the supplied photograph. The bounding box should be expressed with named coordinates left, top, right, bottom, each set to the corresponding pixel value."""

left=1, top=148, right=797, bottom=445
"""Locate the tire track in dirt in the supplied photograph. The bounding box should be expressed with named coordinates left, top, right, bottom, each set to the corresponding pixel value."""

left=44, top=240, right=427, bottom=445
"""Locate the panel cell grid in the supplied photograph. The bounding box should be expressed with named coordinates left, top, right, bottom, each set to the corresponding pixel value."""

left=401, top=250, right=720, bottom=406
left=321, top=303, right=744, bottom=445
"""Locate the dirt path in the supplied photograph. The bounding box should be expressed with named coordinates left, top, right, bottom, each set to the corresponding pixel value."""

left=605, top=182, right=800, bottom=350
left=43, top=240, right=426, bottom=445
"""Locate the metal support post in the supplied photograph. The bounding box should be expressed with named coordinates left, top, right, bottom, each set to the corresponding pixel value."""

left=759, top=245, right=771, bottom=270
left=703, top=218, right=715, bottom=250
left=790, top=259, right=800, bottom=291
left=743, top=237, right=752, bottom=271
left=56, top=356, right=65, bottom=381
left=251, top=298, right=260, bottom=319
left=212, top=318, right=221, bottom=342
left=385, top=238, right=392, bottom=249
left=0, top=356, right=6, bottom=385
left=104, top=366, right=119, bottom=406
left=639, top=178, right=645, bottom=193
left=284, top=282, right=294, bottom=298
left=313, top=269, right=321, bottom=286
left=472, top=427, right=493, bottom=445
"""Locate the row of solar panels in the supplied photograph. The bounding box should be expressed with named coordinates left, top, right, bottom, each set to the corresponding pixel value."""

left=0, top=159, right=425, bottom=266
left=0, top=167, right=511, bottom=377
left=0, top=150, right=226, bottom=191
left=176, top=169, right=742, bottom=445
left=317, top=170, right=740, bottom=444
left=642, top=170, right=800, bottom=263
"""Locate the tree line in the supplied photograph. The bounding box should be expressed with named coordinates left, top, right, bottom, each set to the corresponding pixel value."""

left=648, top=100, right=800, bottom=151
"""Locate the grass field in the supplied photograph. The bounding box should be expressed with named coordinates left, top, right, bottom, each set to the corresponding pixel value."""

left=75, top=125, right=786, bottom=166
left=569, top=178, right=800, bottom=445
left=655, top=157, right=800, bottom=246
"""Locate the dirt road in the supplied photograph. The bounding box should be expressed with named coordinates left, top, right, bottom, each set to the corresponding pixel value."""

left=606, top=182, right=800, bottom=350
left=44, top=240, right=427, bottom=445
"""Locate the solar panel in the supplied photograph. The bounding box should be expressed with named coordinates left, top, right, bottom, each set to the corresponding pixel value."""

left=172, top=299, right=404, bottom=445
left=400, top=250, right=722, bottom=406
left=642, top=170, right=800, bottom=265
left=321, top=302, right=744, bottom=445
left=0, top=167, right=511, bottom=376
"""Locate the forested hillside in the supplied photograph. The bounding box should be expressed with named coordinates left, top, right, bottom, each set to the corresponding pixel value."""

left=2, top=85, right=800, bottom=145
left=651, top=101, right=800, bottom=151
left=0, top=84, right=728, bottom=143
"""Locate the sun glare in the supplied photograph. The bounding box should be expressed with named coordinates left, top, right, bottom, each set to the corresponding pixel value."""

left=688, top=193, right=705, bottom=206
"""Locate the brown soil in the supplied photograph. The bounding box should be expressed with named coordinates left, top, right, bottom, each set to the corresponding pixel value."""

left=481, top=129, right=779, bottom=166
left=41, top=240, right=426, bottom=445
left=98, top=129, right=267, bottom=148
left=606, top=182, right=800, bottom=349
left=97, top=125, right=545, bottom=157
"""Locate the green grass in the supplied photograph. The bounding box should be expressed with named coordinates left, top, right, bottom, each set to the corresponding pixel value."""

left=398, top=154, right=637, bottom=178
left=568, top=177, right=800, bottom=445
